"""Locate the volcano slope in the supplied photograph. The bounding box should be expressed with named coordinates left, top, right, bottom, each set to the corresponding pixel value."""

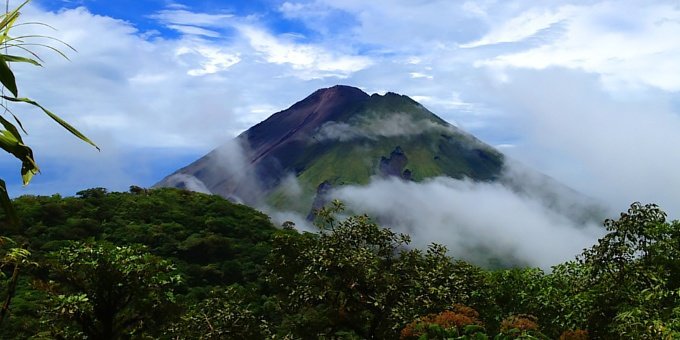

left=155, top=85, right=505, bottom=215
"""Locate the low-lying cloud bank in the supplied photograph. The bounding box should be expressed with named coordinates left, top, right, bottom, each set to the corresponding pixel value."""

left=329, top=175, right=604, bottom=269
left=257, top=157, right=608, bottom=269
left=313, top=112, right=452, bottom=142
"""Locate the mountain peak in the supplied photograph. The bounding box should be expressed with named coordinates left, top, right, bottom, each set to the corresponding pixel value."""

left=318, top=84, right=368, bottom=96
left=291, top=85, right=368, bottom=110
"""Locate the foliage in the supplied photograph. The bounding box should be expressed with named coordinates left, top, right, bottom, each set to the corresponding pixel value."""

left=39, top=241, right=180, bottom=339
left=400, top=305, right=487, bottom=339
left=0, top=188, right=277, bottom=338
left=0, top=0, right=97, bottom=226
left=579, top=202, right=680, bottom=339
left=165, top=284, right=272, bottom=339
left=0, top=236, right=32, bottom=326
left=266, top=201, right=491, bottom=338
left=2, top=193, right=680, bottom=339
left=558, top=329, right=589, bottom=340
left=7, top=187, right=276, bottom=289
left=497, top=314, right=549, bottom=339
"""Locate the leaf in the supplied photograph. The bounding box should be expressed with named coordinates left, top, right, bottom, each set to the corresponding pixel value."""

left=0, top=4, right=21, bottom=35
left=2, top=96, right=99, bottom=150
left=1, top=54, right=41, bottom=66
left=0, top=55, right=18, bottom=97
left=10, top=112, right=26, bottom=134
left=0, top=129, right=39, bottom=184
left=0, top=114, right=22, bottom=143
left=0, top=179, right=19, bottom=227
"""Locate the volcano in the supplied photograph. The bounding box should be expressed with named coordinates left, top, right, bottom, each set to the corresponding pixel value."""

left=155, top=85, right=505, bottom=214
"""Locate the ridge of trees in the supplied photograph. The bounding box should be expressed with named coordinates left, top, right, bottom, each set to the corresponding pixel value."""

left=1, top=189, right=679, bottom=339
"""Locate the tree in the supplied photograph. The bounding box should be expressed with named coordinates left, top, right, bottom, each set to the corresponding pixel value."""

left=40, top=241, right=181, bottom=339
left=266, top=201, right=490, bottom=338
left=579, top=202, right=680, bottom=338
left=165, top=285, right=271, bottom=339
left=0, top=0, right=98, bottom=225
left=400, top=305, right=487, bottom=339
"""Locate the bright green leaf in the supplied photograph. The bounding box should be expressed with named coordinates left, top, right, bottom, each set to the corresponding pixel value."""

left=1, top=54, right=41, bottom=66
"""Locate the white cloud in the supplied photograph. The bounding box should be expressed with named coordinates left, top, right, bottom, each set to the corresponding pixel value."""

left=166, top=24, right=221, bottom=38
left=460, top=6, right=577, bottom=48
left=152, top=7, right=372, bottom=79
left=332, top=176, right=603, bottom=268
left=486, top=68, right=680, bottom=217
left=409, top=72, right=433, bottom=79
left=175, top=45, right=241, bottom=76
left=148, top=9, right=233, bottom=27
left=476, top=2, right=680, bottom=92
left=411, top=92, right=476, bottom=112
left=300, top=0, right=483, bottom=49
left=313, top=112, right=452, bottom=142
left=237, top=25, right=372, bottom=79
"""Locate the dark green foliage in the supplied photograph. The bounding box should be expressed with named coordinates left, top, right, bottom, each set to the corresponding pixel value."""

left=0, top=187, right=277, bottom=338
left=6, top=187, right=277, bottom=288
left=39, top=241, right=180, bottom=339
left=265, top=202, right=492, bottom=338
left=0, top=237, right=32, bottom=329
left=2, top=193, right=680, bottom=339
left=165, top=284, right=270, bottom=339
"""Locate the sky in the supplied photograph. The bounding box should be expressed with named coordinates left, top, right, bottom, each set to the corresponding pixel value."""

left=2, top=0, right=680, bottom=222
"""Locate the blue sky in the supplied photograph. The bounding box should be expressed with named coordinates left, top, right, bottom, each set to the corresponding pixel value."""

left=3, top=0, right=680, bottom=217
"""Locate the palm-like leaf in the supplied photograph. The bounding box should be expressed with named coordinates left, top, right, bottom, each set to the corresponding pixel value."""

left=0, top=0, right=98, bottom=227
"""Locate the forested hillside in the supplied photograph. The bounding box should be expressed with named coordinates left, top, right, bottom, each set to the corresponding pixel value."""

left=1, top=189, right=679, bottom=339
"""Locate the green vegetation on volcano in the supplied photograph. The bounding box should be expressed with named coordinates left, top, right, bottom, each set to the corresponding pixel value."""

left=263, top=92, right=503, bottom=212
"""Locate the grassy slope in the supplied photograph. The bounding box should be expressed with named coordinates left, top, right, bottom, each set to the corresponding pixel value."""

left=265, top=94, right=504, bottom=212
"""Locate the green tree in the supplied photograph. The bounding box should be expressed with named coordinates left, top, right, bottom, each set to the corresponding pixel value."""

left=400, top=305, right=487, bottom=340
left=266, top=201, right=490, bottom=338
left=40, top=241, right=181, bottom=339
left=579, top=202, right=680, bottom=338
left=166, top=285, right=271, bottom=339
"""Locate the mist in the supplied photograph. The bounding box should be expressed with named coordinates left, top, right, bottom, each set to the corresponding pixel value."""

left=314, top=112, right=451, bottom=142
left=328, top=171, right=603, bottom=269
